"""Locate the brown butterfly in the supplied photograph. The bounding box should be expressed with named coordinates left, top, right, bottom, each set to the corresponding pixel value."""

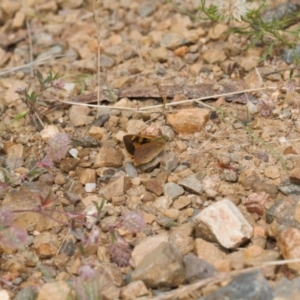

left=123, top=134, right=167, bottom=166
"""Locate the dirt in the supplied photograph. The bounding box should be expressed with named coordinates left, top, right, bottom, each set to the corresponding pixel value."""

left=1, top=0, right=300, bottom=299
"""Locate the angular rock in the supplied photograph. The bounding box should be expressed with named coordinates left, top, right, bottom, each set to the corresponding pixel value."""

left=266, top=195, right=300, bottom=235
left=96, top=262, right=125, bottom=287
left=172, top=196, right=191, bottom=210
left=87, top=126, right=106, bottom=140
left=194, top=238, right=226, bottom=266
left=160, top=152, right=179, bottom=173
left=240, top=56, right=259, bottom=71
left=69, top=105, right=92, bottom=127
left=183, top=253, right=217, bottom=283
left=2, top=184, right=67, bottom=232
left=252, top=180, right=279, bottom=199
left=169, top=226, right=194, bottom=255
left=163, top=182, right=184, bottom=200
left=289, top=168, right=300, bottom=185
left=94, top=148, right=124, bottom=168
left=78, top=168, right=96, bottom=184
left=202, top=48, right=226, bottom=64
left=131, top=242, right=185, bottom=288
left=131, top=234, right=168, bottom=267
left=120, top=280, right=148, bottom=299
left=194, top=199, right=253, bottom=249
left=178, top=175, right=203, bottom=194
left=202, top=175, right=220, bottom=199
left=238, top=168, right=261, bottom=190
left=264, top=165, right=280, bottom=179
left=277, top=227, right=300, bottom=274
left=99, top=175, right=131, bottom=200
left=145, top=178, right=163, bottom=196
left=160, top=33, right=188, bottom=50
left=59, top=158, right=79, bottom=173
left=279, top=179, right=300, bottom=195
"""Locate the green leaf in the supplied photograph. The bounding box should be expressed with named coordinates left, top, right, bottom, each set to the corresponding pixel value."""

left=15, top=111, right=28, bottom=120
left=36, top=70, right=44, bottom=84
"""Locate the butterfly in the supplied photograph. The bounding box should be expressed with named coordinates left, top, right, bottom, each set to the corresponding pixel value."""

left=123, top=134, right=167, bottom=166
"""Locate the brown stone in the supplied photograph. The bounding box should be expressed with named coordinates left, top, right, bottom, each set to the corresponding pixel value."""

left=167, top=108, right=210, bottom=134
left=37, top=281, right=72, bottom=300
left=78, top=168, right=96, bottom=184
left=131, top=242, right=185, bottom=288
left=99, top=175, right=131, bottom=200
left=145, top=178, right=163, bottom=196
left=94, top=148, right=124, bottom=168
left=289, top=168, right=300, bottom=185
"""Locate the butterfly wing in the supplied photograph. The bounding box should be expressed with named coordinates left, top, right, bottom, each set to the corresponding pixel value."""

left=123, top=135, right=157, bottom=156
left=123, top=135, right=136, bottom=156
left=133, top=136, right=166, bottom=166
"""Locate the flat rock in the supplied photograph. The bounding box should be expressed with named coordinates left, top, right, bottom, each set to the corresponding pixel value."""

left=163, top=182, right=184, bottom=200
left=94, top=148, right=124, bottom=168
left=69, top=105, right=92, bottom=127
left=6, top=143, right=24, bottom=170
left=167, top=108, right=210, bottom=134
left=172, top=195, right=191, bottom=210
left=200, top=271, right=273, bottom=300
left=194, top=199, right=253, bottom=249
left=252, top=180, right=279, bottom=199
left=99, top=175, right=131, bottom=200
left=2, top=184, right=67, bottom=232
left=160, top=32, right=188, bottom=50
left=264, top=165, right=280, bottom=179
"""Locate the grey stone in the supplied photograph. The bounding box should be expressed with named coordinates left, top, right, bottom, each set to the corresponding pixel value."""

left=183, top=253, right=217, bottom=283
left=14, top=287, right=38, bottom=300
left=160, top=33, right=188, bottom=50
left=125, top=162, right=138, bottom=178
left=160, top=152, right=179, bottom=173
left=163, top=182, right=184, bottom=200
left=273, top=276, right=300, bottom=300
left=200, top=271, right=273, bottom=300
left=138, top=1, right=156, bottom=17
left=179, top=175, right=203, bottom=195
